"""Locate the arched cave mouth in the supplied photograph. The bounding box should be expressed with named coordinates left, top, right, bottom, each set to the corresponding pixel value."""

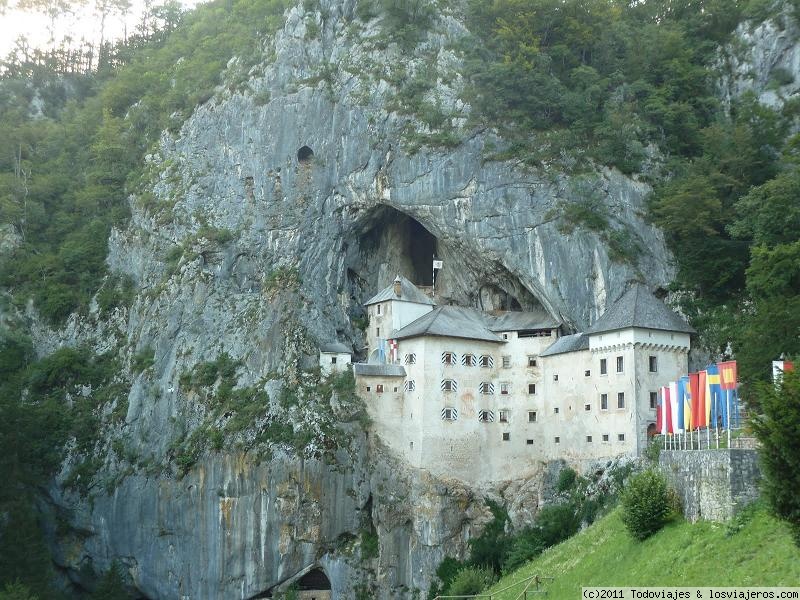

left=344, top=205, right=551, bottom=317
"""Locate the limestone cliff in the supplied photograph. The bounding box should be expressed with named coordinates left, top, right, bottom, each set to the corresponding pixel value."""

left=37, top=0, right=681, bottom=597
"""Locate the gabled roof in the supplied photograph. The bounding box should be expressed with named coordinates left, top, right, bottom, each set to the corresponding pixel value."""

left=364, top=275, right=435, bottom=306
left=391, top=306, right=505, bottom=343
left=320, top=342, right=351, bottom=354
left=352, top=363, right=407, bottom=377
left=540, top=333, right=589, bottom=357
left=486, top=310, right=560, bottom=332
left=585, top=284, right=695, bottom=335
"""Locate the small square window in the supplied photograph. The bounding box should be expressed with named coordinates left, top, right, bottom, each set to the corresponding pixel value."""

left=585, top=369, right=591, bottom=377
left=528, top=356, right=538, bottom=367
left=376, top=327, right=380, bottom=337
left=404, top=380, right=416, bottom=392
left=442, top=352, right=456, bottom=365
left=502, top=355, right=511, bottom=368
left=586, top=435, right=593, bottom=443
left=502, top=432, right=510, bottom=441
left=463, top=354, right=475, bottom=366
left=405, top=353, right=417, bottom=364
left=649, top=355, right=658, bottom=372
left=600, top=393, right=608, bottom=410
left=442, top=379, right=456, bottom=392
left=480, top=355, right=493, bottom=368
left=528, top=383, right=536, bottom=395
left=600, top=358, right=607, bottom=375
left=366, top=386, right=371, bottom=392
left=393, top=386, right=398, bottom=392
left=618, top=433, right=626, bottom=442
left=616, top=356, right=624, bottom=373
left=499, top=409, right=509, bottom=423
left=617, top=392, right=625, bottom=409
left=602, top=434, right=609, bottom=442
left=554, top=407, right=559, bottom=414
left=554, top=436, right=560, bottom=444
left=500, top=382, right=510, bottom=395
left=553, top=374, right=559, bottom=382
left=650, top=391, right=658, bottom=409
left=584, top=404, right=591, bottom=411
left=528, top=410, right=537, bottom=423
left=503, top=333, right=509, bottom=340
left=376, top=384, right=384, bottom=393
left=526, top=439, right=534, bottom=445
left=331, top=356, right=337, bottom=364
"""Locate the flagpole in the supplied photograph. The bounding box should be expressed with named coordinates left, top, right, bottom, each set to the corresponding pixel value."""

left=726, top=390, right=731, bottom=448
left=432, top=254, right=435, bottom=297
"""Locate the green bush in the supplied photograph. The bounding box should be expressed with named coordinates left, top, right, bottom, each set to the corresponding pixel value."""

left=445, top=566, right=496, bottom=596
left=557, top=467, right=578, bottom=492
left=620, top=469, right=673, bottom=541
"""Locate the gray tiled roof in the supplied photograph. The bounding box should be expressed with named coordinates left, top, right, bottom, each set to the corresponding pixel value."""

left=352, top=363, right=407, bottom=377
left=391, top=306, right=505, bottom=343
left=585, top=284, right=695, bottom=335
left=540, top=333, right=589, bottom=357
left=486, top=310, right=560, bottom=332
left=320, top=342, right=351, bottom=354
left=364, top=275, right=435, bottom=306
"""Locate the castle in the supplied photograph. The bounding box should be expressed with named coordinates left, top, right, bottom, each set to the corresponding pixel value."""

left=326, top=276, right=693, bottom=485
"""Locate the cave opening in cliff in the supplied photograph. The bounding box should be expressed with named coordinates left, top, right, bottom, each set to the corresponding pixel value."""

left=297, top=145, right=314, bottom=162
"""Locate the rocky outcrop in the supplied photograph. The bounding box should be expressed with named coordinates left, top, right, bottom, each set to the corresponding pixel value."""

left=39, top=0, right=679, bottom=597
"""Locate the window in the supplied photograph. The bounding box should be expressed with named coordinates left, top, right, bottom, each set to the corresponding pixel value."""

left=650, top=391, right=658, bottom=409
left=479, top=381, right=495, bottom=395
left=528, top=356, right=538, bottom=367
left=442, top=351, right=456, bottom=365
left=602, top=434, right=609, bottom=442
left=331, top=356, right=337, bottom=364
left=554, top=407, right=560, bottom=414
left=441, top=379, right=457, bottom=392
left=528, top=410, right=537, bottom=423
left=502, top=356, right=511, bottom=368
left=500, top=382, right=510, bottom=395
left=441, top=407, right=458, bottom=421
left=585, top=370, right=591, bottom=377
left=528, top=383, right=536, bottom=395
left=377, top=304, right=381, bottom=315
left=480, top=355, right=494, bottom=368
left=554, top=436, right=560, bottom=444
left=478, top=410, right=494, bottom=422
left=404, top=380, right=416, bottom=392
left=502, top=432, right=510, bottom=441
left=586, top=435, right=593, bottom=443
left=366, top=386, right=371, bottom=392
left=404, top=353, right=416, bottom=364
left=376, top=327, right=380, bottom=337
left=616, top=356, right=624, bottom=373
left=553, top=374, right=559, bottom=381
left=617, top=392, right=625, bottom=409
left=649, top=355, right=658, bottom=372
left=600, top=393, right=608, bottom=410
left=376, top=384, right=384, bottom=393
left=499, top=409, right=509, bottom=423
left=503, top=333, right=509, bottom=340
left=618, top=433, right=626, bottom=442
left=585, top=404, right=591, bottom=411
left=462, top=354, right=476, bottom=366
left=600, top=358, right=607, bottom=375
left=526, top=439, right=534, bottom=445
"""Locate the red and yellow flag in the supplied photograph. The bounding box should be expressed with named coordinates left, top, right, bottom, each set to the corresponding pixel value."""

left=719, top=361, right=737, bottom=391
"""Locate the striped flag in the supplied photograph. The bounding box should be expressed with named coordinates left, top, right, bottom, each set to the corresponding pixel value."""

left=719, top=360, right=738, bottom=429
left=707, top=364, right=722, bottom=428
left=388, top=339, right=398, bottom=362
left=660, top=385, right=673, bottom=435
left=669, top=381, right=679, bottom=434
left=681, top=375, right=693, bottom=431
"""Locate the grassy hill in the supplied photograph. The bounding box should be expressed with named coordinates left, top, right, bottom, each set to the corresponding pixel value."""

left=485, top=504, right=800, bottom=599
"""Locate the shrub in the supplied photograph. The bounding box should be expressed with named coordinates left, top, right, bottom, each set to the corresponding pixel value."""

left=620, top=469, right=673, bottom=540
left=557, top=467, right=577, bottom=492
left=132, top=347, right=155, bottom=374
left=445, top=566, right=496, bottom=596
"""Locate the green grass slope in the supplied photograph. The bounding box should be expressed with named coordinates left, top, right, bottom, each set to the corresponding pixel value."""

left=487, top=505, right=800, bottom=599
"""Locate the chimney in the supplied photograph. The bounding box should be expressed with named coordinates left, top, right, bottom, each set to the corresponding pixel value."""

left=393, top=276, right=402, bottom=297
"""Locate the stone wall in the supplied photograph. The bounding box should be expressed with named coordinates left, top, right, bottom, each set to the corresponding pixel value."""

left=659, top=449, right=761, bottom=522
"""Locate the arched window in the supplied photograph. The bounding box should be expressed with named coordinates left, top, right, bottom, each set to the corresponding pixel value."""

left=297, top=145, right=314, bottom=162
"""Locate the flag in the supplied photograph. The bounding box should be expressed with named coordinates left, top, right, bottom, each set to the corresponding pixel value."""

left=388, top=339, right=398, bottom=362
left=772, top=360, right=794, bottom=383
left=433, top=259, right=443, bottom=270
left=696, top=370, right=708, bottom=429
left=660, top=385, right=673, bottom=435
left=707, top=364, right=722, bottom=428
left=669, top=381, right=679, bottom=434
left=719, top=361, right=737, bottom=390
left=656, top=388, right=663, bottom=433
left=718, top=361, right=738, bottom=429
left=681, top=375, right=693, bottom=431
left=689, top=372, right=701, bottom=430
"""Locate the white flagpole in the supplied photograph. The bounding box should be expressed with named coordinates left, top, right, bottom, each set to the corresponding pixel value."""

left=726, top=390, right=732, bottom=448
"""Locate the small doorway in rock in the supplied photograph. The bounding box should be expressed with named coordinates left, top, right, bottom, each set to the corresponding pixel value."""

left=297, top=145, right=314, bottom=163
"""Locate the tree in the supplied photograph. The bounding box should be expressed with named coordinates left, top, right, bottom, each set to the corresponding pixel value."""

left=620, top=469, right=673, bottom=541
left=445, top=566, right=496, bottom=596
left=751, top=370, right=800, bottom=545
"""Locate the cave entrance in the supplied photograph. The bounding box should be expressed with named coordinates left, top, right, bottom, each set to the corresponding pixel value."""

left=352, top=205, right=437, bottom=288
left=296, top=568, right=331, bottom=599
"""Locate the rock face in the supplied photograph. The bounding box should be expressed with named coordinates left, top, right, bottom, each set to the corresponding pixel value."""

left=41, top=0, right=679, bottom=598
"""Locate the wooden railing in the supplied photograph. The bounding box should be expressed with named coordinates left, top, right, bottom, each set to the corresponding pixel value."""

left=433, top=574, right=551, bottom=600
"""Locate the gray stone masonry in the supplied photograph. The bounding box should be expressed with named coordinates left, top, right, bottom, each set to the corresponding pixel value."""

left=659, top=449, right=761, bottom=522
